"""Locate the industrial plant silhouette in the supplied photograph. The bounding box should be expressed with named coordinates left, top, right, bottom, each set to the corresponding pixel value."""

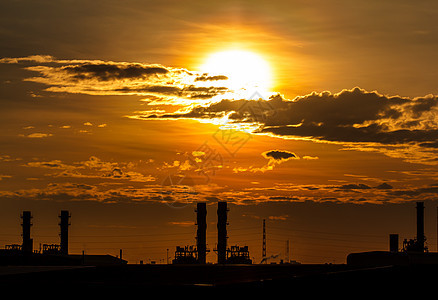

left=173, top=202, right=252, bottom=264
left=1, top=201, right=438, bottom=291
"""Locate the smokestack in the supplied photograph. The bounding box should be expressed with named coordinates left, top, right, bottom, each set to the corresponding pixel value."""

left=217, top=201, right=228, bottom=264
left=389, top=234, right=399, bottom=253
left=59, top=210, right=70, bottom=255
left=21, top=211, right=33, bottom=253
left=416, top=202, right=425, bottom=252
left=196, top=202, right=207, bottom=264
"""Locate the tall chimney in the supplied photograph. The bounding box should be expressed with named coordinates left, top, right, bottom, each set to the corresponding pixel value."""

left=59, top=210, right=70, bottom=255
left=196, top=202, right=207, bottom=264
left=416, top=202, right=425, bottom=252
left=217, top=201, right=228, bottom=264
left=389, top=234, right=399, bottom=253
left=262, top=219, right=266, bottom=262
left=21, top=211, right=33, bottom=253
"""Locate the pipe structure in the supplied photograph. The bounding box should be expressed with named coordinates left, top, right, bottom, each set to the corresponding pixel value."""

left=389, top=234, right=399, bottom=253
left=59, top=210, right=70, bottom=255
left=21, top=211, right=33, bottom=253
left=217, top=202, right=228, bottom=264
left=196, top=202, right=207, bottom=264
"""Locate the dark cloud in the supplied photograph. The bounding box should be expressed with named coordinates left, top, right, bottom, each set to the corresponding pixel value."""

left=334, top=182, right=393, bottom=191
left=37, top=162, right=64, bottom=168
left=23, top=157, right=156, bottom=182
left=3, top=56, right=231, bottom=100
left=25, top=160, right=72, bottom=170
left=389, top=186, right=438, bottom=197
left=63, top=63, right=169, bottom=81
left=419, top=141, right=438, bottom=148
left=263, top=150, right=297, bottom=161
left=151, top=87, right=438, bottom=145
left=146, top=87, right=438, bottom=164
left=338, top=183, right=372, bottom=190
left=106, top=167, right=124, bottom=179
left=375, top=183, right=393, bottom=189
left=195, top=74, right=228, bottom=81
left=257, top=88, right=438, bottom=145
left=116, top=85, right=228, bottom=99
left=143, top=97, right=281, bottom=121
left=269, top=196, right=300, bottom=201
left=302, top=186, right=320, bottom=190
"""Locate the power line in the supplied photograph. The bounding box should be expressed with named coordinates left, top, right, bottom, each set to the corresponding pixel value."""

left=268, top=226, right=387, bottom=238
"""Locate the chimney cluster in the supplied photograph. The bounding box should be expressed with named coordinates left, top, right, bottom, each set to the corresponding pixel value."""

left=174, top=201, right=250, bottom=264
left=391, top=201, right=428, bottom=253
left=19, top=210, right=70, bottom=255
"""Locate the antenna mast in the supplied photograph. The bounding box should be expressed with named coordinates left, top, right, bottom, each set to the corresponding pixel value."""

left=262, top=219, right=266, bottom=263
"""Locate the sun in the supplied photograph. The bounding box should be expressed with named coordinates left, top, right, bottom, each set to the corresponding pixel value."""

left=200, top=50, right=272, bottom=95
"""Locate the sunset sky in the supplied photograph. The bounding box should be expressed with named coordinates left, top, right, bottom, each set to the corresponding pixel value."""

left=1, top=0, right=438, bottom=264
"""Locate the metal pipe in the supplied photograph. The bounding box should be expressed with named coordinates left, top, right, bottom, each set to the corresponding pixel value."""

left=59, top=210, right=70, bottom=255
left=196, top=202, right=207, bottom=264
left=21, top=211, right=33, bottom=253
left=217, top=201, right=228, bottom=264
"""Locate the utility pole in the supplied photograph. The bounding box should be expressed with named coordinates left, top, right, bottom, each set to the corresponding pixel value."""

left=262, top=219, right=266, bottom=263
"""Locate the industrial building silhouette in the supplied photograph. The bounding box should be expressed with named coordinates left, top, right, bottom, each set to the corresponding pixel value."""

left=0, top=201, right=253, bottom=266
left=0, top=210, right=127, bottom=266
left=2, top=200, right=438, bottom=267
left=1, top=201, right=438, bottom=290
left=347, top=201, right=438, bottom=266
left=172, top=201, right=252, bottom=264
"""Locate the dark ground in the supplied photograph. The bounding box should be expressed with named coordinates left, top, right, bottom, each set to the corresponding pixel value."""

left=1, top=263, right=437, bottom=296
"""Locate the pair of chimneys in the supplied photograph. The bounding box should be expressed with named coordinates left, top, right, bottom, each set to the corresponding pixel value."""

left=195, top=201, right=228, bottom=264
left=21, top=210, right=71, bottom=255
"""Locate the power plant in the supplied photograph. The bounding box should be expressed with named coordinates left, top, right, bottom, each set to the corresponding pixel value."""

left=172, top=201, right=252, bottom=264
left=347, top=201, right=438, bottom=266
left=0, top=210, right=127, bottom=266
left=2, top=202, right=254, bottom=266
left=1, top=201, right=438, bottom=290
left=5, top=201, right=436, bottom=268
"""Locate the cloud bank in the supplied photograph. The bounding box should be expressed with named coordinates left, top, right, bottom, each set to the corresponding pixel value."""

left=3, top=55, right=437, bottom=165
left=1, top=55, right=230, bottom=101
left=145, top=87, right=438, bottom=165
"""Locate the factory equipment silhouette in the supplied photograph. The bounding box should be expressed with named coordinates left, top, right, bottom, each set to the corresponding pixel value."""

left=172, top=201, right=252, bottom=264
left=0, top=201, right=254, bottom=266
left=1, top=200, right=438, bottom=290
left=347, top=201, right=438, bottom=266
left=0, top=210, right=127, bottom=266
left=3, top=200, right=438, bottom=267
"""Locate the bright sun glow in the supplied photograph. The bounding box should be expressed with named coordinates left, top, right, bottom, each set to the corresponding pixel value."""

left=200, top=50, right=272, bottom=95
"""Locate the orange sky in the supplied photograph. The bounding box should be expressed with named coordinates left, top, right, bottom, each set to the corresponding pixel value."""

left=1, top=0, right=438, bottom=264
